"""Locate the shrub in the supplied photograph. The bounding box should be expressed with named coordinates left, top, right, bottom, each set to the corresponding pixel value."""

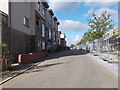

left=0, top=44, right=12, bottom=71
left=48, top=49, right=52, bottom=53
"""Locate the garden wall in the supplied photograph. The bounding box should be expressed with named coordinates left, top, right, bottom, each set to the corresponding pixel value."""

left=18, top=51, right=47, bottom=64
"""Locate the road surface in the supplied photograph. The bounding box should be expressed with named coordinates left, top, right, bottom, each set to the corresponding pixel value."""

left=2, top=50, right=118, bottom=88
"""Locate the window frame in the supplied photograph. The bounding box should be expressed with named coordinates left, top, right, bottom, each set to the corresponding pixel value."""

left=23, top=16, right=29, bottom=28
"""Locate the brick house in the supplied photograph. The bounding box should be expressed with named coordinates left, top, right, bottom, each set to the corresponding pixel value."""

left=0, top=11, right=10, bottom=51
left=1, top=1, right=60, bottom=63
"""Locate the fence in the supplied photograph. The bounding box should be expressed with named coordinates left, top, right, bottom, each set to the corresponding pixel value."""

left=79, top=35, right=120, bottom=63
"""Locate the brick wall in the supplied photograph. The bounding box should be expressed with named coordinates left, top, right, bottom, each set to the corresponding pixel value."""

left=18, top=51, right=47, bottom=64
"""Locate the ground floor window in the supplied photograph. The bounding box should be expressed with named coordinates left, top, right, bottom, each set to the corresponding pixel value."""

left=42, top=42, right=45, bottom=50
left=38, top=40, right=41, bottom=51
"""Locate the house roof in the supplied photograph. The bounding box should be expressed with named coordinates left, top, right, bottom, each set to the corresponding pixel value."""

left=48, top=9, right=54, bottom=16
left=57, top=21, right=60, bottom=25
left=41, top=0, right=49, bottom=8
left=53, top=16, right=57, bottom=21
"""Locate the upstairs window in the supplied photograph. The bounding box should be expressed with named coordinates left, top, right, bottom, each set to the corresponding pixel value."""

left=42, top=7, right=45, bottom=16
left=49, top=29, right=51, bottom=39
left=48, top=15, right=52, bottom=23
left=38, top=2, right=40, bottom=11
left=42, top=24, right=45, bottom=37
left=52, top=31, right=55, bottom=40
left=54, top=21, right=56, bottom=27
left=23, top=16, right=29, bottom=27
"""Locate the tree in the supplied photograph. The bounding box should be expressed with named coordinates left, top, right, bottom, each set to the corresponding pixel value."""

left=88, top=11, right=114, bottom=40
left=87, top=11, right=114, bottom=53
left=77, top=11, right=114, bottom=45
left=70, top=44, right=75, bottom=48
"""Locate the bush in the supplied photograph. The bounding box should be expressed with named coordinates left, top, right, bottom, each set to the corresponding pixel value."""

left=0, top=44, right=12, bottom=71
left=56, top=46, right=64, bottom=52
left=48, top=49, right=52, bottom=53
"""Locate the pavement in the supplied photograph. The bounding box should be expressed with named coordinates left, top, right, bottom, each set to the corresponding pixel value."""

left=1, top=50, right=118, bottom=88
left=0, top=53, right=50, bottom=85
left=91, top=51, right=119, bottom=63
left=89, top=53, right=118, bottom=77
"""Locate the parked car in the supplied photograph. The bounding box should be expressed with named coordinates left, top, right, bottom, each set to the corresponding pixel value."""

left=66, top=46, right=70, bottom=50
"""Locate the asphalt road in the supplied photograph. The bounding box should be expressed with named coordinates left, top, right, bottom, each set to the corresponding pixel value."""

left=2, top=50, right=118, bottom=88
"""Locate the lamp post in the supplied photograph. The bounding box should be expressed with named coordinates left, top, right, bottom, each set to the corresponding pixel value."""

left=107, top=32, right=110, bottom=62
left=108, top=36, right=110, bottom=61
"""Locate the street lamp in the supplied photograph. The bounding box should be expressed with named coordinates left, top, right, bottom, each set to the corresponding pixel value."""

left=106, top=32, right=110, bottom=62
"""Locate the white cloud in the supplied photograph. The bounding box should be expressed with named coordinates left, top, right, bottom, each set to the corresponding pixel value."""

left=67, top=35, right=82, bottom=46
left=84, top=1, right=118, bottom=17
left=95, top=8, right=117, bottom=16
left=75, top=35, right=82, bottom=42
left=84, top=8, right=118, bottom=26
left=84, top=9, right=94, bottom=17
left=84, top=2, right=117, bottom=8
left=59, top=20, right=89, bottom=32
left=96, top=8, right=118, bottom=27
left=48, top=1, right=80, bottom=12
left=47, top=0, right=119, bottom=2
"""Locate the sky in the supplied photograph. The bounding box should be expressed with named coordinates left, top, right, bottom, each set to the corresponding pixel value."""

left=0, top=0, right=119, bottom=46
left=47, top=1, right=119, bottom=46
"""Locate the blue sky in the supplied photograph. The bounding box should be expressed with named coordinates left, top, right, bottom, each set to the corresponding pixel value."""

left=48, top=1, right=118, bottom=46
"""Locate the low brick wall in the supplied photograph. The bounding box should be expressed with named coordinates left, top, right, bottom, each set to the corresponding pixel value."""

left=18, top=51, right=47, bottom=64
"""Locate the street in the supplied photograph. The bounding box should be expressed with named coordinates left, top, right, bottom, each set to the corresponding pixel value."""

left=2, top=50, right=118, bottom=88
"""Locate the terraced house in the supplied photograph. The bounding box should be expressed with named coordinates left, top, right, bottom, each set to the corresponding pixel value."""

left=0, top=0, right=60, bottom=63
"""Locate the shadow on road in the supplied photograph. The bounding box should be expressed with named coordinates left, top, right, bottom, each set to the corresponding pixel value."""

left=21, top=50, right=87, bottom=74
left=23, top=62, right=68, bottom=74
left=22, top=50, right=88, bottom=74
left=2, top=50, right=88, bottom=81
left=33, top=49, right=88, bottom=63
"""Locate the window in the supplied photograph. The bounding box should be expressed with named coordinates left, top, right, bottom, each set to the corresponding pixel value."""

left=38, top=40, right=41, bottom=51
left=53, top=20, right=56, bottom=27
left=52, top=31, right=55, bottom=40
left=42, top=24, right=45, bottom=37
left=53, top=20, right=54, bottom=26
left=54, top=21, right=56, bottom=27
left=49, top=29, right=51, bottom=39
left=42, top=42, right=45, bottom=50
left=36, top=20, right=39, bottom=26
left=38, top=2, right=40, bottom=11
left=42, top=7, right=45, bottom=16
left=23, top=16, right=29, bottom=27
left=48, top=15, right=52, bottom=23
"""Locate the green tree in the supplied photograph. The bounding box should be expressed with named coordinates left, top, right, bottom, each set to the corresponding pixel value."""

left=70, top=44, right=75, bottom=48
left=0, top=44, right=12, bottom=71
left=77, top=11, right=114, bottom=46
left=88, top=11, right=114, bottom=40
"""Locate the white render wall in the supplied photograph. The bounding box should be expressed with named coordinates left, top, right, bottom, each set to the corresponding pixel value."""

left=10, top=2, right=35, bottom=35
left=0, top=0, right=8, bottom=14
